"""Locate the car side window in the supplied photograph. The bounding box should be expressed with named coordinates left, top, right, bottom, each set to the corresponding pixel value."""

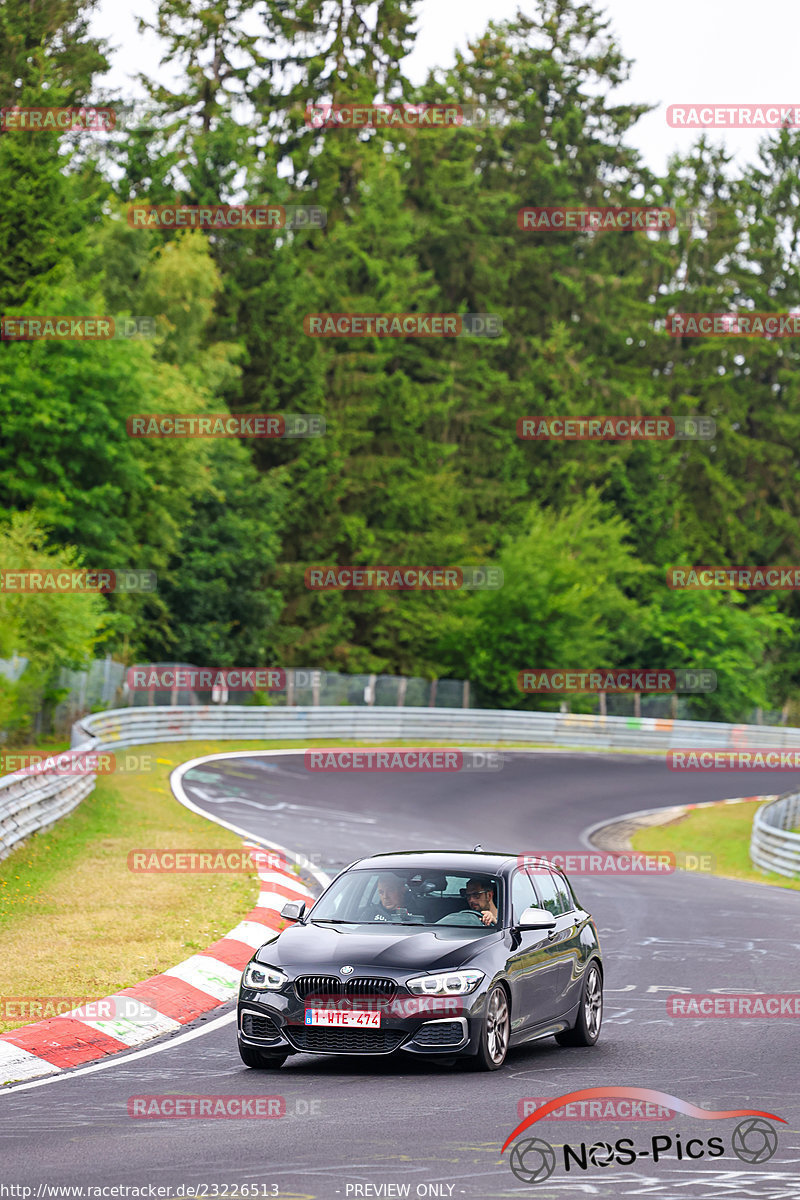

left=550, top=870, right=574, bottom=915
left=530, top=869, right=561, bottom=916
left=511, top=870, right=538, bottom=923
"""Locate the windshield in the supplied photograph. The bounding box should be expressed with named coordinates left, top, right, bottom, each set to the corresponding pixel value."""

left=307, top=868, right=503, bottom=929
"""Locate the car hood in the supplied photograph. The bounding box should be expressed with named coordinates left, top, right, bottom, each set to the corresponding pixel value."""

left=255, top=921, right=500, bottom=975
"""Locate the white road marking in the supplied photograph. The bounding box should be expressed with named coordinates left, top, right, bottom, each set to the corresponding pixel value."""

left=0, top=1011, right=237, bottom=1097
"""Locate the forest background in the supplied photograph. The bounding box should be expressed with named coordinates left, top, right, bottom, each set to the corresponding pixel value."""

left=2, top=0, right=799, bottom=737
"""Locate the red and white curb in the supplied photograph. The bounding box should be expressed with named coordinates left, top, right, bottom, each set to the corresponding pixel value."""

left=0, top=750, right=328, bottom=1087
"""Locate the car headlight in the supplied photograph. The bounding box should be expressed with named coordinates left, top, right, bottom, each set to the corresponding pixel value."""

left=406, top=970, right=484, bottom=996
left=242, top=961, right=288, bottom=990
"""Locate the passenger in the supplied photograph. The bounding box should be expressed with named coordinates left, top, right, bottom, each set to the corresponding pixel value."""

left=373, top=873, right=412, bottom=922
left=464, top=877, right=499, bottom=926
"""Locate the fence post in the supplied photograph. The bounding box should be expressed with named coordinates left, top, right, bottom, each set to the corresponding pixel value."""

left=397, top=676, right=407, bottom=707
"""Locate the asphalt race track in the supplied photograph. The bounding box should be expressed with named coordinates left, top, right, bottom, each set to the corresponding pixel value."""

left=2, top=750, right=799, bottom=1198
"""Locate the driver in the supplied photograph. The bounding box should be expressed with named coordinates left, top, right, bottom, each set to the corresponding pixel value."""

left=372, top=873, right=413, bottom=922
left=464, top=877, right=499, bottom=926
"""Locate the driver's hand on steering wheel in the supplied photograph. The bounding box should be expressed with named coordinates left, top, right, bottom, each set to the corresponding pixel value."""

left=479, top=910, right=496, bottom=926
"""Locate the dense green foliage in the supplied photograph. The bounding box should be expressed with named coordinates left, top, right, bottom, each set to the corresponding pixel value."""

left=2, top=0, right=800, bottom=728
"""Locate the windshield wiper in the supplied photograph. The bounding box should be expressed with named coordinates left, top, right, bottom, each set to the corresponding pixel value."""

left=307, top=918, right=360, bottom=924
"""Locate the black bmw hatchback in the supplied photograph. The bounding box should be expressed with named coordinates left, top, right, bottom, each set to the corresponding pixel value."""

left=237, top=850, right=603, bottom=1071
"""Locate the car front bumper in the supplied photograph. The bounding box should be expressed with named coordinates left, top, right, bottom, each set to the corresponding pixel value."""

left=237, top=987, right=486, bottom=1057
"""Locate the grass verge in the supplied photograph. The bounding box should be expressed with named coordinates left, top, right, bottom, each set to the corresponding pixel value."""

left=0, top=741, right=263, bottom=1034
left=630, top=799, right=800, bottom=893
left=0, top=735, right=540, bottom=1034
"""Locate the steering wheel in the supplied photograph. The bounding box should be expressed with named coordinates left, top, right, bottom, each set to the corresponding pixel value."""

left=435, top=910, right=484, bottom=926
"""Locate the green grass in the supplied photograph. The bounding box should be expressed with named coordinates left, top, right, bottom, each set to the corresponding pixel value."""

left=0, top=741, right=264, bottom=1033
left=0, top=733, right=543, bottom=1033
left=630, top=799, right=800, bottom=892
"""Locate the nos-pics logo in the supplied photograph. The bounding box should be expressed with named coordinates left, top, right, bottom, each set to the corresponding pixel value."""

left=503, top=1088, right=784, bottom=1184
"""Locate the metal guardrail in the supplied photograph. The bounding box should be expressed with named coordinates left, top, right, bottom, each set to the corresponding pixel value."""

left=1, top=704, right=799, bottom=874
left=0, top=769, right=94, bottom=862
left=750, top=792, right=800, bottom=877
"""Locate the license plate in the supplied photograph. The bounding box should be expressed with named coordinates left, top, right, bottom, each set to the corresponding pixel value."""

left=304, top=1008, right=381, bottom=1027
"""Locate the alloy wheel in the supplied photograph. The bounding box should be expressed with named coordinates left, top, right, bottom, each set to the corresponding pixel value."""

left=486, top=987, right=510, bottom=1063
left=584, top=966, right=602, bottom=1038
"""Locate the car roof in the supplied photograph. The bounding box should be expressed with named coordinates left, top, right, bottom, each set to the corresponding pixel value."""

left=348, top=850, right=560, bottom=875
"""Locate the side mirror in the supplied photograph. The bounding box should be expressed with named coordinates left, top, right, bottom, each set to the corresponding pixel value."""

left=280, top=900, right=306, bottom=922
left=517, top=906, right=556, bottom=931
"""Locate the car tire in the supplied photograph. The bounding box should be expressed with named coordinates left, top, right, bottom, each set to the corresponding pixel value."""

left=472, top=984, right=510, bottom=1071
left=555, top=961, right=603, bottom=1047
left=238, top=1040, right=289, bottom=1069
